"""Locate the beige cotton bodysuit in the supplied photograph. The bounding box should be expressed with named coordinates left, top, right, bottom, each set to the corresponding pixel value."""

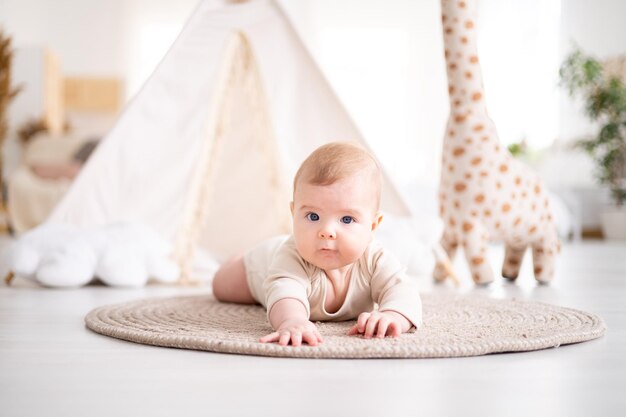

left=243, top=235, right=423, bottom=329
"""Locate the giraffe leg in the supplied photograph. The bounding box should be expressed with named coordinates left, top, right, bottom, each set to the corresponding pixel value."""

left=462, top=227, right=494, bottom=285
left=502, top=244, right=527, bottom=281
left=531, top=227, right=559, bottom=284
left=433, top=229, right=458, bottom=283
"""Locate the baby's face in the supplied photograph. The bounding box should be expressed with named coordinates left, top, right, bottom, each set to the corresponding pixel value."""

left=291, top=174, right=382, bottom=272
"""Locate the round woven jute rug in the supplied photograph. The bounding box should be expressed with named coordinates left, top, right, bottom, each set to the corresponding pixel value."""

left=84, top=293, right=606, bottom=359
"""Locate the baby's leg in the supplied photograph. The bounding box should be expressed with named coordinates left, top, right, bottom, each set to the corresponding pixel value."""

left=212, top=256, right=257, bottom=304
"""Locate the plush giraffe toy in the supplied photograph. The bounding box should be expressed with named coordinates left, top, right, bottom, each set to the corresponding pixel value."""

left=433, top=0, right=560, bottom=285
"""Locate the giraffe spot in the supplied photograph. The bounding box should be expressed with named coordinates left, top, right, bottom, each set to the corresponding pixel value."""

left=511, top=193, right=516, bottom=200
left=496, top=181, right=502, bottom=189
left=442, top=15, right=447, bottom=22
left=471, top=92, right=482, bottom=101
left=481, top=136, right=489, bottom=142
left=445, top=27, right=453, bottom=35
left=547, top=214, right=553, bottom=221
left=465, top=71, right=473, bottom=79
left=454, top=114, right=466, bottom=123
left=534, top=266, right=543, bottom=275
left=454, top=99, right=462, bottom=107
left=458, top=1, right=466, bottom=8
left=471, top=210, right=478, bottom=217
left=472, top=124, right=484, bottom=132
left=469, top=55, right=478, bottom=64
left=514, top=217, right=522, bottom=226
left=464, top=172, right=472, bottom=179
left=465, top=20, right=474, bottom=29
left=454, top=182, right=467, bottom=192
left=475, top=194, right=485, bottom=203
left=448, top=164, right=454, bottom=172
left=495, top=145, right=501, bottom=152
left=449, top=217, right=456, bottom=227
left=453, top=200, right=460, bottom=208
left=515, top=177, right=522, bottom=185
left=471, top=157, right=482, bottom=165
left=531, top=204, right=536, bottom=211
left=444, top=49, right=450, bottom=58
left=452, top=147, right=465, bottom=157
left=521, top=191, right=527, bottom=198
left=499, top=164, right=508, bottom=173
left=544, top=199, right=549, bottom=208
left=502, top=203, right=511, bottom=213
left=461, top=36, right=468, bottom=44
left=495, top=222, right=501, bottom=229
left=484, top=209, right=492, bottom=217
left=448, top=129, right=456, bottom=136
left=479, top=171, right=488, bottom=177
left=465, top=137, right=474, bottom=145
left=448, top=85, right=455, bottom=95
left=439, top=205, right=445, bottom=215
left=471, top=257, right=484, bottom=266
left=535, top=185, right=541, bottom=194
left=455, top=52, right=462, bottom=59
left=536, top=247, right=544, bottom=254
left=462, top=222, right=473, bottom=232
left=529, top=225, right=537, bottom=234
left=440, top=192, right=447, bottom=200
left=507, top=258, right=520, bottom=266
left=449, top=63, right=458, bottom=70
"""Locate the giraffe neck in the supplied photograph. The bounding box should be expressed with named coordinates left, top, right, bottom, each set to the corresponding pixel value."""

left=441, top=0, right=487, bottom=116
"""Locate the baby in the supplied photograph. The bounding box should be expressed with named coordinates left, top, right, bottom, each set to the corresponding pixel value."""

left=212, top=142, right=422, bottom=346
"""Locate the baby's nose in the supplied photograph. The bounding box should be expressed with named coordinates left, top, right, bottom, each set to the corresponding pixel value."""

left=318, top=227, right=336, bottom=240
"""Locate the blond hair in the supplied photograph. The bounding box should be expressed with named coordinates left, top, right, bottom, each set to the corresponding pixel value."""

left=293, top=142, right=382, bottom=208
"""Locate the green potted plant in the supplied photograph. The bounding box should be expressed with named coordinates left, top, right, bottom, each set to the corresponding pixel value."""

left=560, top=49, right=626, bottom=239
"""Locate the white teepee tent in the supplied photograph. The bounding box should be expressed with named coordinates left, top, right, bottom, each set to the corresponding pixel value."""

left=48, top=0, right=413, bottom=279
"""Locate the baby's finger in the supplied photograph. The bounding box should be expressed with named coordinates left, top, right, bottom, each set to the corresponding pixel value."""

left=356, top=312, right=370, bottom=333
left=364, top=316, right=379, bottom=338
left=259, top=332, right=279, bottom=343
left=388, top=322, right=402, bottom=337
left=315, top=331, right=324, bottom=343
left=347, top=324, right=359, bottom=336
left=291, top=331, right=303, bottom=347
left=302, top=331, right=318, bottom=346
left=376, top=317, right=391, bottom=338
left=278, top=332, right=291, bottom=346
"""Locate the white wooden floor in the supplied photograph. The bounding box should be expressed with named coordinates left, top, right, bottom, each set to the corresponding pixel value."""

left=1, top=240, right=625, bottom=417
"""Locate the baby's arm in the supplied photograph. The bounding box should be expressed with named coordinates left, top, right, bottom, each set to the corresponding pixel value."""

left=259, top=298, right=324, bottom=346
left=348, top=245, right=422, bottom=338
left=347, top=310, right=412, bottom=338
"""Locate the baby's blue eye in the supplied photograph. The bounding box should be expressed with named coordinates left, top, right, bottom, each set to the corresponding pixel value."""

left=307, top=212, right=320, bottom=221
left=341, top=216, right=354, bottom=224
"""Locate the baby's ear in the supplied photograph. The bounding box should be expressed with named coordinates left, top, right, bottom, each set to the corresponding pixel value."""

left=371, top=212, right=383, bottom=231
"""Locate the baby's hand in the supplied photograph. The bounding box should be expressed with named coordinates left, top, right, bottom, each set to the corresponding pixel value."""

left=347, top=310, right=412, bottom=338
left=259, top=318, right=324, bottom=347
